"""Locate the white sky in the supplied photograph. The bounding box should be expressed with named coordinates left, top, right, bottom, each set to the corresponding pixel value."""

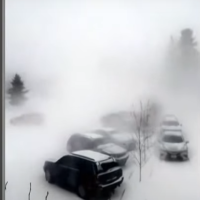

left=5, top=0, right=200, bottom=129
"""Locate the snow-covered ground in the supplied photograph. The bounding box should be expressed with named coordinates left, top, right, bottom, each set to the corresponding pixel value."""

left=6, top=95, right=200, bottom=200
left=5, top=120, right=135, bottom=200
left=123, top=109, right=200, bottom=200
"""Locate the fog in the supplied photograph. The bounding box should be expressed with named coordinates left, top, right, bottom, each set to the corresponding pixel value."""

left=5, top=0, right=200, bottom=200
left=5, top=0, right=200, bottom=132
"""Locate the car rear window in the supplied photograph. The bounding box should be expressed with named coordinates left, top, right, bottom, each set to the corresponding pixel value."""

left=163, top=121, right=179, bottom=126
left=97, top=159, right=119, bottom=173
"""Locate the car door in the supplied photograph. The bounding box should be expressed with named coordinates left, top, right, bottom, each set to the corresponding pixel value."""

left=66, top=156, right=80, bottom=188
left=79, top=159, right=96, bottom=187
left=55, top=156, right=71, bottom=186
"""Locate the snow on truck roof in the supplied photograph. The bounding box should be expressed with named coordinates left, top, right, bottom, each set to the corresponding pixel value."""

left=72, top=150, right=110, bottom=162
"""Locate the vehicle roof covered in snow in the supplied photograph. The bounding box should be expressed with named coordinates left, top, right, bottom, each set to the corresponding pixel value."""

left=72, top=150, right=110, bottom=162
left=163, top=115, right=178, bottom=121
left=162, top=130, right=183, bottom=136
left=97, top=143, right=127, bottom=152
left=81, top=132, right=104, bottom=139
left=93, top=127, right=117, bottom=132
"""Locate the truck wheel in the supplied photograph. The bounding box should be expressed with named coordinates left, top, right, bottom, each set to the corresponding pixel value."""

left=45, top=170, right=55, bottom=184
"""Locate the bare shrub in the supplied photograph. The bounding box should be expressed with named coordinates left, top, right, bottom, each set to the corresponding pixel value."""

left=5, top=182, right=49, bottom=200
left=131, top=100, right=158, bottom=182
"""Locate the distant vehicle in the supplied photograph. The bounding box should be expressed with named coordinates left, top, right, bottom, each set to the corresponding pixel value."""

left=92, top=128, right=136, bottom=151
left=92, top=127, right=118, bottom=136
left=43, top=150, right=124, bottom=199
left=67, top=132, right=129, bottom=166
left=109, top=132, right=136, bottom=151
left=158, top=130, right=189, bottom=160
left=10, top=113, right=44, bottom=126
left=160, top=115, right=182, bottom=132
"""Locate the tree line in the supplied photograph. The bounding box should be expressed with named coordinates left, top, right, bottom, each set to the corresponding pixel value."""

left=6, top=28, right=199, bottom=108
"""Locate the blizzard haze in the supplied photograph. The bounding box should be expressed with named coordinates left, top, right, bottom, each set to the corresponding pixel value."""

left=6, top=0, right=200, bottom=126
left=5, top=0, right=200, bottom=200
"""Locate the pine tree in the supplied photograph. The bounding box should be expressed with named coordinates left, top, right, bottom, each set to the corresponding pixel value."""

left=178, top=28, right=199, bottom=67
left=180, top=28, right=197, bottom=48
left=7, top=74, right=28, bottom=106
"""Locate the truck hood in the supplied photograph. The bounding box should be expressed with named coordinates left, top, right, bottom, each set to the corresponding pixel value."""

left=162, top=142, right=187, bottom=152
left=97, top=143, right=127, bottom=156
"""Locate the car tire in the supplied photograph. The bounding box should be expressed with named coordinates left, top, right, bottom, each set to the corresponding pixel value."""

left=184, top=155, right=189, bottom=161
left=45, top=170, right=55, bottom=184
left=77, top=185, right=88, bottom=199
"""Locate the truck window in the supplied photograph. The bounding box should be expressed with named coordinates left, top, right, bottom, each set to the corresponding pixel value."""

left=77, top=158, right=96, bottom=175
left=57, top=156, right=70, bottom=166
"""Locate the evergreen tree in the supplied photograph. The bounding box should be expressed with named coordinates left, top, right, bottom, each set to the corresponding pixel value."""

left=178, top=28, right=199, bottom=67
left=180, top=28, right=197, bottom=48
left=7, top=74, right=28, bottom=106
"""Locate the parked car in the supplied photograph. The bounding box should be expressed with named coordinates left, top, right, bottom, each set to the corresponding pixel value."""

left=158, top=130, right=189, bottom=160
left=67, top=132, right=129, bottom=166
left=10, top=113, right=44, bottom=126
left=92, top=128, right=136, bottom=151
left=160, top=114, right=182, bottom=132
left=109, top=132, right=137, bottom=151
left=92, top=127, right=118, bottom=136
left=43, top=150, right=124, bottom=199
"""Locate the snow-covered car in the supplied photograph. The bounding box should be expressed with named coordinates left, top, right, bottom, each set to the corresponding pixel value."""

left=10, top=113, right=44, bottom=126
left=109, top=133, right=137, bottom=151
left=158, top=130, right=189, bottom=160
left=67, top=132, right=129, bottom=166
left=160, top=115, right=182, bottom=132
left=92, top=127, right=118, bottom=136
left=92, top=128, right=136, bottom=151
